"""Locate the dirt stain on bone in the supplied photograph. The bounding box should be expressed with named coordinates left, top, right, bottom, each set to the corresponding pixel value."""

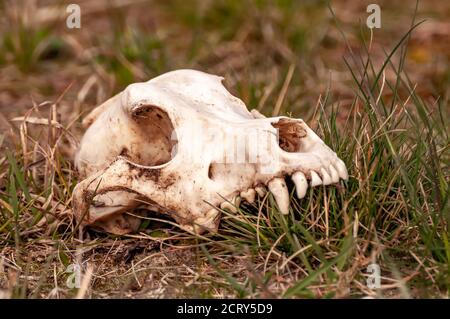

left=124, top=161, right=177, bottom=189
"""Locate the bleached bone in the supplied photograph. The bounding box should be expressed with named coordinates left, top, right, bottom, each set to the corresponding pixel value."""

left=73, top=69, right=348, bottom=234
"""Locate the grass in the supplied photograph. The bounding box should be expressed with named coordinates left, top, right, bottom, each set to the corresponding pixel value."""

left=0, top=0, right=449, bottom=298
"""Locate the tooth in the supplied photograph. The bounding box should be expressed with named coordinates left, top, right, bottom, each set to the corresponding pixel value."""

left=220, top=197, right=240, bottom=213
left=194, top=209, right=220, bottom=232
left=267, top=178, right=290, bottom=215
left=329, top=164, right=340, bottom=183
left=195, top=209, right=219, bottom=233
left=220, top=202, right=236, bottom=213
left=310, top=171, right=322, bottom=187
left=335, top=159, right=348, bottom=180
left=320, top=167, right=333, bottom=185
left=291, top=172, right=308, bottom=199
left=255, top=186, right=267, bottom=197
left=240, top=189, right=256, bottom=203
left=206, top=208, right=220, bottom=219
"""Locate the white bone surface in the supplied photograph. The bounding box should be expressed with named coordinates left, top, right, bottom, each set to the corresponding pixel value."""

left=73, top=69, right=347, bottom=234
left=268, top=178, right=290, bottom=215
left=291, top=172, right=308, bottom=199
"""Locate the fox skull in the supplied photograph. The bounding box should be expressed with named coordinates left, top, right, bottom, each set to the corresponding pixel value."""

left=73, top=69, right=348, bottom=234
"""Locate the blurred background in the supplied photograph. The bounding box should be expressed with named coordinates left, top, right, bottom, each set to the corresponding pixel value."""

left=0, top=0, right=448, bottom=132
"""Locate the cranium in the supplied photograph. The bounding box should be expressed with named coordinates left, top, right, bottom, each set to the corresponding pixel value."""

left=73, top=69, right=348, bottom=234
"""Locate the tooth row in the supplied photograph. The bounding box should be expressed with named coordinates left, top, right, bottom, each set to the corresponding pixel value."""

left=219, top=160, right=348, bottom=214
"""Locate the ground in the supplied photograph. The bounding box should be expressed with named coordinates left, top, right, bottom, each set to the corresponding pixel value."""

left=0, top=0, right=449, bottom=298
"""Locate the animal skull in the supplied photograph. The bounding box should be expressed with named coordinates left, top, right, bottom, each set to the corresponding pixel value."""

left=73, top=69, right=348, bottom=235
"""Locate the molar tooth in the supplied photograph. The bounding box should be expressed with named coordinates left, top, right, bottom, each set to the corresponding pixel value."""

left=220, top=201, right=236, bottom=213
left=193, top=209, right=220, bottom=233
left=320, top=167, right=333, bottom=185
left=335, top=159, right=348, bottom=180
left=310, top=171, right=322, bottom=187
left=255, top=186, right=267, bottom=197
left=329, top=164, right=340, bottom=183
left=267, top=178, right=290, bottom=215
left=291, top=172, right=308, bottom=199
left=240, top=189, right=256, bottom=203
left=220, top=197, right=240, bottom=213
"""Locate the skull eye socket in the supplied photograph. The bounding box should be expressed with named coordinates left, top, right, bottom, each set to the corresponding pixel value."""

left=272, top=119, right=307, bottom=153
left=126, top=104, right=177, bottom=166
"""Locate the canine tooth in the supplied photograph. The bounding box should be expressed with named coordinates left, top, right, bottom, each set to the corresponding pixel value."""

left=291, top=172, right=308, bottom=199
left=268, top=178, right=290, bottom=215
left=310, top=171, right=322, bottom=187
left=335, top=159, right=348, bottom=180
left=220, top=197, right=240, bottom=213
left=255, top=186, right=267, bottom=197
left=320, top=167, right=333, bottom=185
left=329, top=164, right=340, bottom=183
left=207, top=208, right=220, bottom=219
left=240, top=189, right=256, bottom=203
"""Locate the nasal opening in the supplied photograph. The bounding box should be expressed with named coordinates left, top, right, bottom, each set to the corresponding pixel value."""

left=271, top=118, right=307, bottom=152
